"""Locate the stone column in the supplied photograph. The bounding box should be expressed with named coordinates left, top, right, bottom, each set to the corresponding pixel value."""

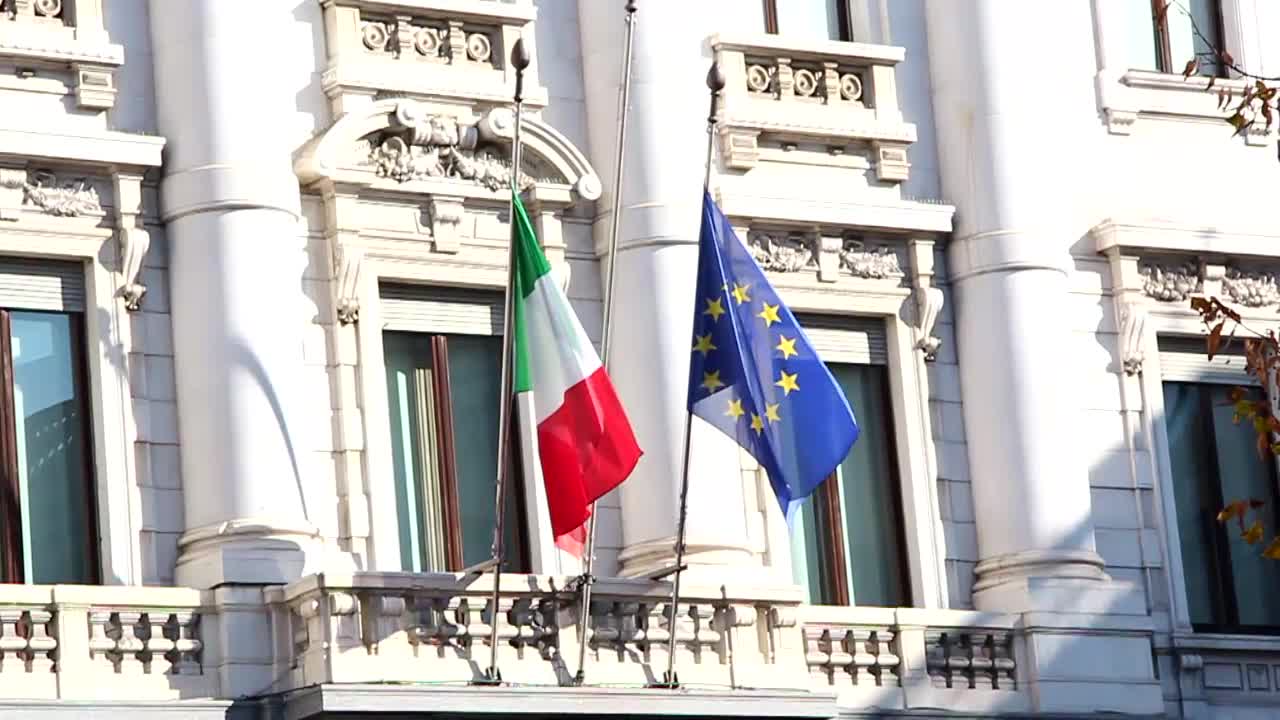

left=576, top=1, right=758, bottom=579
left=924, top=0, right=1126, bottom=613
left=149, top=0, right=322, bottom=587
left=924, top=2, right=1162, bottom=714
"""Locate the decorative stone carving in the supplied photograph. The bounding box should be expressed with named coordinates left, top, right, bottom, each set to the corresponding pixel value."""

left=1139, top=261, right=1202, bottom=302
left=839, top=72, right=863, bottom=101
left=1222, top=268, right=1280, bottom=308
left=0, top=170, right=101, bottom=216
left=1119, top=304, right=1147, bottom=376
left=793, top=68, right=819, bottom=98
left=113, top=172, right=151, bottom=312
left=361, top=20, right=391, bottom=52
left=428, top=195, right=464, bottom=254
left=916, top=287, right=944, bottom=362
left=334, top=245, right=363, bottom=325
left=747, top=231, right=815, bottom=272
left=413, top=26, right=446, bottom=58
left=465, top=32, right=492, bottom=63
left=839, top=240, right=902, bottom=279
left=363, top=112, right=537, bottom=191
left=34, top=0, right=62, bottom=18
left=745, top=64, right=773, bottom=94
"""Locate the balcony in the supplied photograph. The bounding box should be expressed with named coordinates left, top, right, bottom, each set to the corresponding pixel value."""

left=0, top=0, right=123, bottom=110
left=0, top=575, right=1036, bottom=715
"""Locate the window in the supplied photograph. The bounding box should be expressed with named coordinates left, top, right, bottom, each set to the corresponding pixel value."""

left=762, top=0, right=852, bottom=42
left=0, top=261, right=98, bottom=585
left=381, top=284, right=528, bottom=574
left=788, top=318, right=910, bottom=607
left=1162, top=338, right=1280, bottom=633
left=1125, top=0, right=1225, bottom=76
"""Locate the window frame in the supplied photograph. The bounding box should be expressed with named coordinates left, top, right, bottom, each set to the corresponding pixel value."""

left=1159, top=369, right=1280, bottom=635
left=382, top=326, right=533, bottom=575
left=798, top=363, right=914, bottom=608
left=742, top=236, right=950, bottom=611
left=1148, top=0, right=1226, bottom=76
left=761, top=0, right=853, bottom=42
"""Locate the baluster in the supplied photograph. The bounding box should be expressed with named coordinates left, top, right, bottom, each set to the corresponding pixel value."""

left=171, top=612, right=202, bottom=675
left=991, top=631, right=1016, bottom=689
left=822, top=61, right=840, bottom=105
left=142, top=613, right=174, bottom=675
left=802, top=625, right=830, bottom=685
left=88, top=610, right=116, bottom=672
left=394, top=15, right=413, bottom=60
left=25, top=610, right=54, bottom=674
left=970, top=632, right=994, bottom=690
left=849, top=629, right=875, bottom=686
left=0, top=610, right=26, bottom=674
left=775, top=58, right=794, bottom=100
left=925, top=630, right=949, bottom=688
left=871, top=628, right=900, bottom=687
left=114, top=612, right=146, bottom=678
left=690, top=604, right=719, bottom=662
left=447, top=20, right=467, bottom=65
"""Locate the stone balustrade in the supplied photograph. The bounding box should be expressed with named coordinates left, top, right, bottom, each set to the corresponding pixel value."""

left=710, top=33, right=915, bottom=180
left=0, top=584, right=214, bottom=701
left=263, top=571, right=1035, bottom=715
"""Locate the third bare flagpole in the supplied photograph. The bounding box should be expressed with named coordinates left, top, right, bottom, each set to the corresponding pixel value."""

left=661, top=60, right=725, bottom=689
left=479, top=36, right=531, bottom=686
left=573, top=0, right=638, bottom=687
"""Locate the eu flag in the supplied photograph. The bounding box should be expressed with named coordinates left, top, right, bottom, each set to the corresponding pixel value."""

left=687, top=191, right=860, bottom=514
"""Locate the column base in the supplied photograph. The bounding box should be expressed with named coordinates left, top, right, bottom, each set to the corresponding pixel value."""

left=972, top=549, right=1147, bottom=615
left=175, top=518, right=341, bottom=588
left=617, top=535, right=755, bottom=583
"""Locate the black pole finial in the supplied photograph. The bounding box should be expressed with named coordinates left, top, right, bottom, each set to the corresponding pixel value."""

left=511, top=38, right=531, bottom=103
left=705, top=62, right=725, bottom=125
left=706, top=61, right=726, bottom=93
left=626, top=0, right=637, bottom=12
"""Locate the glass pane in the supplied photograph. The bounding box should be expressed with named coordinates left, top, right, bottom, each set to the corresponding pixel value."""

left=831, top=364, right=908, bottom=607
left=1166, top=7, right=1196, bottom=75
left=446, top=335, right=524, bottom=571
left=1162, top=382, right=1223, bottom=625
left=1209, top=386, right=1280, bottom=626
left=11, top=312, right=93, bottom=584
left=789, top=494, right=829, bottom=604
left=1121, top=0, right=1161, bottom=71
left=777, top=0, right=843, bottom=41
left=1188, top=0, right=1225, bottom=76
left=383, top=332, right=446, bottom=572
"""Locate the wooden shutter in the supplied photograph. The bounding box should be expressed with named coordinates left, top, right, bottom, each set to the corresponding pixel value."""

left=794, top=314, right=888, bottom=366
left=1158, top=334, right=1252, bottom=385
left=379, top=283, right=504, bottom=336
left=0, top=259, right=85, bottom=313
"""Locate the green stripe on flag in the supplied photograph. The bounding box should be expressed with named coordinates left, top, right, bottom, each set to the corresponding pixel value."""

left=511, top=191, right=549, bottom=394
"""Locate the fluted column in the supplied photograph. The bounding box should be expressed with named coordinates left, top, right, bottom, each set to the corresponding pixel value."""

left=149, top=0, right=322, bottom=587
left=577, top=2, right=762, bottom=578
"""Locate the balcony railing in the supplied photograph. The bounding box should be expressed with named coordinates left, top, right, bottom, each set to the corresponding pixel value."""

left=0, top=584, right=213, bottom=701
left=710, top=33, right=915, bottom=181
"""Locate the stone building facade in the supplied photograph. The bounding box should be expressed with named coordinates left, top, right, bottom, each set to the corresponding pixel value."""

left=0, top=0, right=1276, bottom=718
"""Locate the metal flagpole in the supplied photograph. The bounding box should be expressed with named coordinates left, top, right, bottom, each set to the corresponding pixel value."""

left=572, top=0, right=638, bottom=687
left=475, top=36, right=531, bottom=686
left=659, top=61, right=725, bottom=689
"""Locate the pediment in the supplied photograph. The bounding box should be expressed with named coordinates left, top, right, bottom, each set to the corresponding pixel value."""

left=295, top=99, right=600, bottom=204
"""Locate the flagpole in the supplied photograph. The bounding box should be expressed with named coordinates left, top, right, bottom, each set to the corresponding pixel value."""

left=573, top=0, right=638, bottom=687
left=659, top=61, right=724, bottom=689
left=477, top=36, right=531, bottom=686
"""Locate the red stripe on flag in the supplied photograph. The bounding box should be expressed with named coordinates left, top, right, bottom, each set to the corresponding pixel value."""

left=536, top=366, right=642, bottom=556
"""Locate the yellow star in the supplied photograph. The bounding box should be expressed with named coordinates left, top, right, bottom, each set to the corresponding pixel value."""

left=757, top=302, right=781, bottom=327
left=702, top=370, right=725, bottom=393
left=731, top=283, right=752, bottom=305
left=703, top=297, right=726, bottom=321
left=725, top=398, right=745, bottom=419
left=750, top=413, right=765, bottom=435
left=776, top=335, right=798, bottom=359
left=775, top=370, right=800, bottom=396
left=693, top=333, right=717, bottom=356
left=765, top=403, right=781, bottom=424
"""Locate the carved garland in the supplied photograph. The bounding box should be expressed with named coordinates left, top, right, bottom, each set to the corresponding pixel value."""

left=0, top=169, right=102, bottom=217
left=1138, top=258, right=1280, bottom=309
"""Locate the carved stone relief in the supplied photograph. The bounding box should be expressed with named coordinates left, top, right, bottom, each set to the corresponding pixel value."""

left=1222, top=268, right=1280, bottom=308
left=0, top=169, right=102, bottom=217
left=839, top=240, right=902, bottom=279
left=1139, top=261, right=1202, bottom=302
left=747, top=231, right=815, bottom=272
left=359, top=111, right=557, bottom=191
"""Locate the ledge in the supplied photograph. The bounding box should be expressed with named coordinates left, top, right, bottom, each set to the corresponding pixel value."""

left=277, top=684, right=839, bottom=720
left=323, top=0, right=537, bottom=24
left=0, top=126, right=164, bottom=167
left=1092, top=217, right=1280, bottom=259
left=710, top=32, right=905, bottom=65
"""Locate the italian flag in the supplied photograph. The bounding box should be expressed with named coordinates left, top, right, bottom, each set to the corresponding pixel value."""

left=511, top=191, right=642, bottom=556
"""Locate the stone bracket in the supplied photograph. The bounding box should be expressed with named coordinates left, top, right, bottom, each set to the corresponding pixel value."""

left=112, top=173, right=150, bottom=311
left=428, top=195, right=464, bottom=254
left=908, top=239, right=942, bottom=361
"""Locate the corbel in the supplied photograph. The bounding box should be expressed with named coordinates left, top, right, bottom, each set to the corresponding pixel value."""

left=1119, top=303, right=1148, bottom=376
left=322, top=184, right=365, bottom=325
left=908, top=238, right=943, bottom=361
left=111, top=172, right=150, bottom=311
left=428, top=195, right=465, bottom=254
left=333, top=244, right=363, bottom=325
